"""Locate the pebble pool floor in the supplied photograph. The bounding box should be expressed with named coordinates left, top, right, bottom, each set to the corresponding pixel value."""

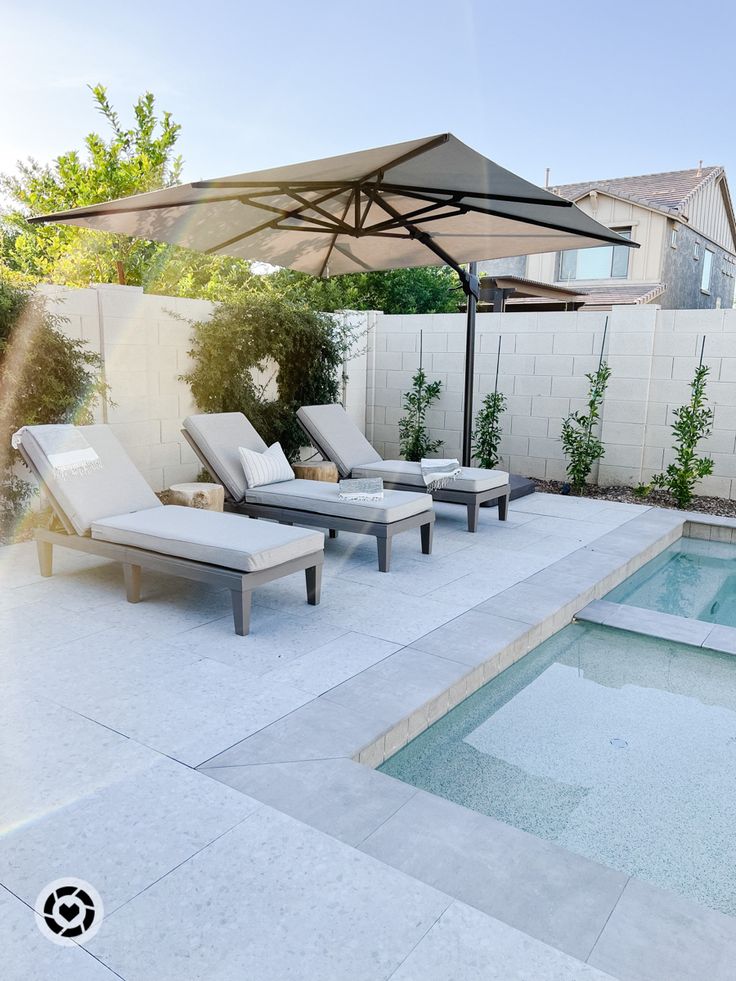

left=381, top=619, right=736, bottom=916
left=605, top=536, right=736, bottom=626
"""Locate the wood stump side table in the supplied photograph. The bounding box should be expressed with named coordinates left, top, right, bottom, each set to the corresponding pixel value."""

left=168, top=482, right=225, bottom=511
left=292, top=461, right=339, bottom=483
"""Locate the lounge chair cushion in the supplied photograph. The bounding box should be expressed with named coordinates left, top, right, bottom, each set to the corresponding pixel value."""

left=19, top=424, right=162, bottom=536
left=239, top=442, right=294, bottom=488
left=92, top=505, right=323, bottom=573
left=352, top=460, right=510, bottom=494
left=297, top=404, right=382, bottom=478
left=183, top=413, right=267, bottom=502
left=244, top=479, right=432, bottom=524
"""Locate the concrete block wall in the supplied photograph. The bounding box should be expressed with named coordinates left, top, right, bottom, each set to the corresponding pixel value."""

left=365, top=305, right=736, bottom=499
left=41, top=284, right=209, bottom=491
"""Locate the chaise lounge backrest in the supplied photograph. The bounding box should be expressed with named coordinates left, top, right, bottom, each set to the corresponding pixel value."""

left=183, top=412, right=267, bottom=502
left=297, top=404, right=382, bottom=479
left=18, top=425, right=161, bottom=536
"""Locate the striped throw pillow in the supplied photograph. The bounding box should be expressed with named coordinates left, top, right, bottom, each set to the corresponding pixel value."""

left=238, top=442, right=295, bottom=488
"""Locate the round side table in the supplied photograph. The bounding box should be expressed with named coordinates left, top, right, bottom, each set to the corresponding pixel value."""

left=168, top=482, right=225, bottom=511
left=292, top=461, right=339, bottom=483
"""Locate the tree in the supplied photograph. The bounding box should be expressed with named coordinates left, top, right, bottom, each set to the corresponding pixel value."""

left=264, top=265, right=461, bottom=315
left=398, top=368, right=443, bottom=461
left=1, top=85, right=182, bottom=286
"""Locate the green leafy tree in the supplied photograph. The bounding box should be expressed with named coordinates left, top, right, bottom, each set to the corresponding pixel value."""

left=472, top=390, right=506, bottom=469
left=1, top=85, right=182, bottom=286
left=0, top=274, right=109, bottom=540
left=398, top=368, right=443, bottom=461
left=636, top=360, right=714, bottom=508
left=182, top=293, right=347, bottom=461
left=560, top=361, right=611, bottom=493
left=266, top=265, right=460, bottom=315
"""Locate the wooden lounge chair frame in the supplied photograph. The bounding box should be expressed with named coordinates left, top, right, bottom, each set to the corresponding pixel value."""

left=18, top=443, right=323, bottom=636
left=182, top=429, right=434, bottom=573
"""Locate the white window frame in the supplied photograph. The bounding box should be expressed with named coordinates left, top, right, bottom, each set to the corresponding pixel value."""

left=701, top=248, right=714, bottom=294
left=671, top=227, right=678, bottom=249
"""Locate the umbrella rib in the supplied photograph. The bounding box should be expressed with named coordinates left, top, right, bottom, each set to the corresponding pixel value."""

left=376, top=181, right=573, bottom=208
left=202, top=185, right=356, bottom=255
left=317, top=187, right=357, bottom=278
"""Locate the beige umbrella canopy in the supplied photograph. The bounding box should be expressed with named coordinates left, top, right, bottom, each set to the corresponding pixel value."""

left=30, top=133, right=636, bottom=462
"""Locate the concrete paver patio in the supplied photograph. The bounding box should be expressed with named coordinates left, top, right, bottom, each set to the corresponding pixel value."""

left=2, top=494, right=735, bottom=980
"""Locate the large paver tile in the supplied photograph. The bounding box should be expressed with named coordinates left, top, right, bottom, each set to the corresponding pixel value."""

left=253, top=574, right=468, bottom=645
left=167, top=606, right=349, bottom=676
left=88, top=807, right=451, bottom=981
left=322, top=647, right=470, bottom=730
left=602, top=605, right=713, bottom=646
left=388, top=901, right=617, bottom=980
left=409, top=609, right=530, bottom=666
left=704, top=624, right=736, bottom=655
left=260, top=632, right=400, bottom=694
left=203, top=757, right=415, bottom=846
left=0, top=694, right=158, bottom=829
left=0, top=757, right=258, bottom=913
left=201, top=696, right=382, bottom=766
left=64, top=657, right=315, bottom=766
left=361, top=790, right=627, bottom=961
left=589, top=876, right=736, bottom=981
left=1, top=886, right=117, bottom=981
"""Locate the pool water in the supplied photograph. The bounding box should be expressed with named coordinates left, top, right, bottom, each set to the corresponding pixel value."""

left=380, top=621, right=736, bottom=915
left=605, top=536, right=736, bottom=626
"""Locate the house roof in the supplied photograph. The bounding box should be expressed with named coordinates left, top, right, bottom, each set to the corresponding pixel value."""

left=550, top=167, right=723, bottom=217
left=506, top=282, right=665, bottom=310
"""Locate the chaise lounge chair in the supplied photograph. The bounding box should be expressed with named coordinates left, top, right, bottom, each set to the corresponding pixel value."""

left=181, top=412, right=434, bottom=573
left=297, top=404, right=511, bottom=533
left=15, top=424, right=324, bottom=636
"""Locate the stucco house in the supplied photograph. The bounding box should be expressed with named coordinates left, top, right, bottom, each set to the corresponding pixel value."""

left=480, top=166, right=736, bottom=310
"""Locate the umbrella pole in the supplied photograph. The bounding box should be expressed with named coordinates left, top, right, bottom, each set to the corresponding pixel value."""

left=461, top=261, right=480, bottom=467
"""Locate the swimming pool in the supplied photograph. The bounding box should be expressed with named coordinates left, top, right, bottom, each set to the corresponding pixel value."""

left=380, top=621, right=736, bottom=915
left=605, top=536, right=736, bottom=626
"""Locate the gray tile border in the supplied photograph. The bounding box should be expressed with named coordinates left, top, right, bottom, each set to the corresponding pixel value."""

left=360, top=789, right=628, bottom=962
left=588, top=876, right=736, bottom=981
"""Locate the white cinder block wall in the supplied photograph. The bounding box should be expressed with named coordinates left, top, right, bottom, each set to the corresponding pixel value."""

left=42, top=285, right=736, bottom=500
left=40, top=284, right=209, bottom=491
left=364, top=305, right=736, bottom=500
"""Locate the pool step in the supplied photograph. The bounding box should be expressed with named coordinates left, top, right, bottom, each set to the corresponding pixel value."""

left=575, top=599, right=736, bottom=656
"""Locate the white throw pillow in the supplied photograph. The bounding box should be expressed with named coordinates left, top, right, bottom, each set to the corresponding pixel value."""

left=238, top=442, right=295, bottom=488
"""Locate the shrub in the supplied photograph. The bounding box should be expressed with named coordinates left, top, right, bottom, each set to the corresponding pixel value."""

left=472, top=390, right=506, bottom=469
left=560, top=360, right=611, bottom=493
left=182, top=293, right=350, bottom=461
left=636, top=357, right=714, bottom=508
left=398, top=368, right=443, bottom=461
left=0, top=274, right=108, bottom=541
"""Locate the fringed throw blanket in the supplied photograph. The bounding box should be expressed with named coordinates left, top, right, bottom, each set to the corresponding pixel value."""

left=12, top=425, right=102, bottom=479
left=338, top=477, right=384, bottom=502
left=421, top=457, right=461, bottom=491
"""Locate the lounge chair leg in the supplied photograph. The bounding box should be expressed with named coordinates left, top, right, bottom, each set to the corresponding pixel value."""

left=377, top=535, right=391, bottom=572
left=467, top=502, right=480, bottom=533
left=36, top=539, right=53, bottom=577
left=231, top=587, right=252, bottom=636
left=498, top=492, right=509, bottom=521
left=420, top=520, right=433, bottom=555
left=123, top=563, right=141, bottom=603
left=306, top=564, right=322, bottom=605
left=328, top=529, right=338, bottom=539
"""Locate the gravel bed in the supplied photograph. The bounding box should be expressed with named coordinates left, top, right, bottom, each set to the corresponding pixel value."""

left=533, top=479, right=736, bottom=519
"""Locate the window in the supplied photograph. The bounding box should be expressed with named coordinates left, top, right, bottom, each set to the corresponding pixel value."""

left=694, top=243, right=700, bottom=260
left=701, top=249, right=714, bottom=293
left=558, top=227, right=632, bottom=281
left=671, top=227, right=678, bottom=249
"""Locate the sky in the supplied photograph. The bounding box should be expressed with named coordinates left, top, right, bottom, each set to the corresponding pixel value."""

left=2, top=0, right=735, bottom=192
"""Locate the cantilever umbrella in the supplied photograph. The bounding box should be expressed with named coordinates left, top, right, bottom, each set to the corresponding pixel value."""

left=30, top=133, right=636, bottom=464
